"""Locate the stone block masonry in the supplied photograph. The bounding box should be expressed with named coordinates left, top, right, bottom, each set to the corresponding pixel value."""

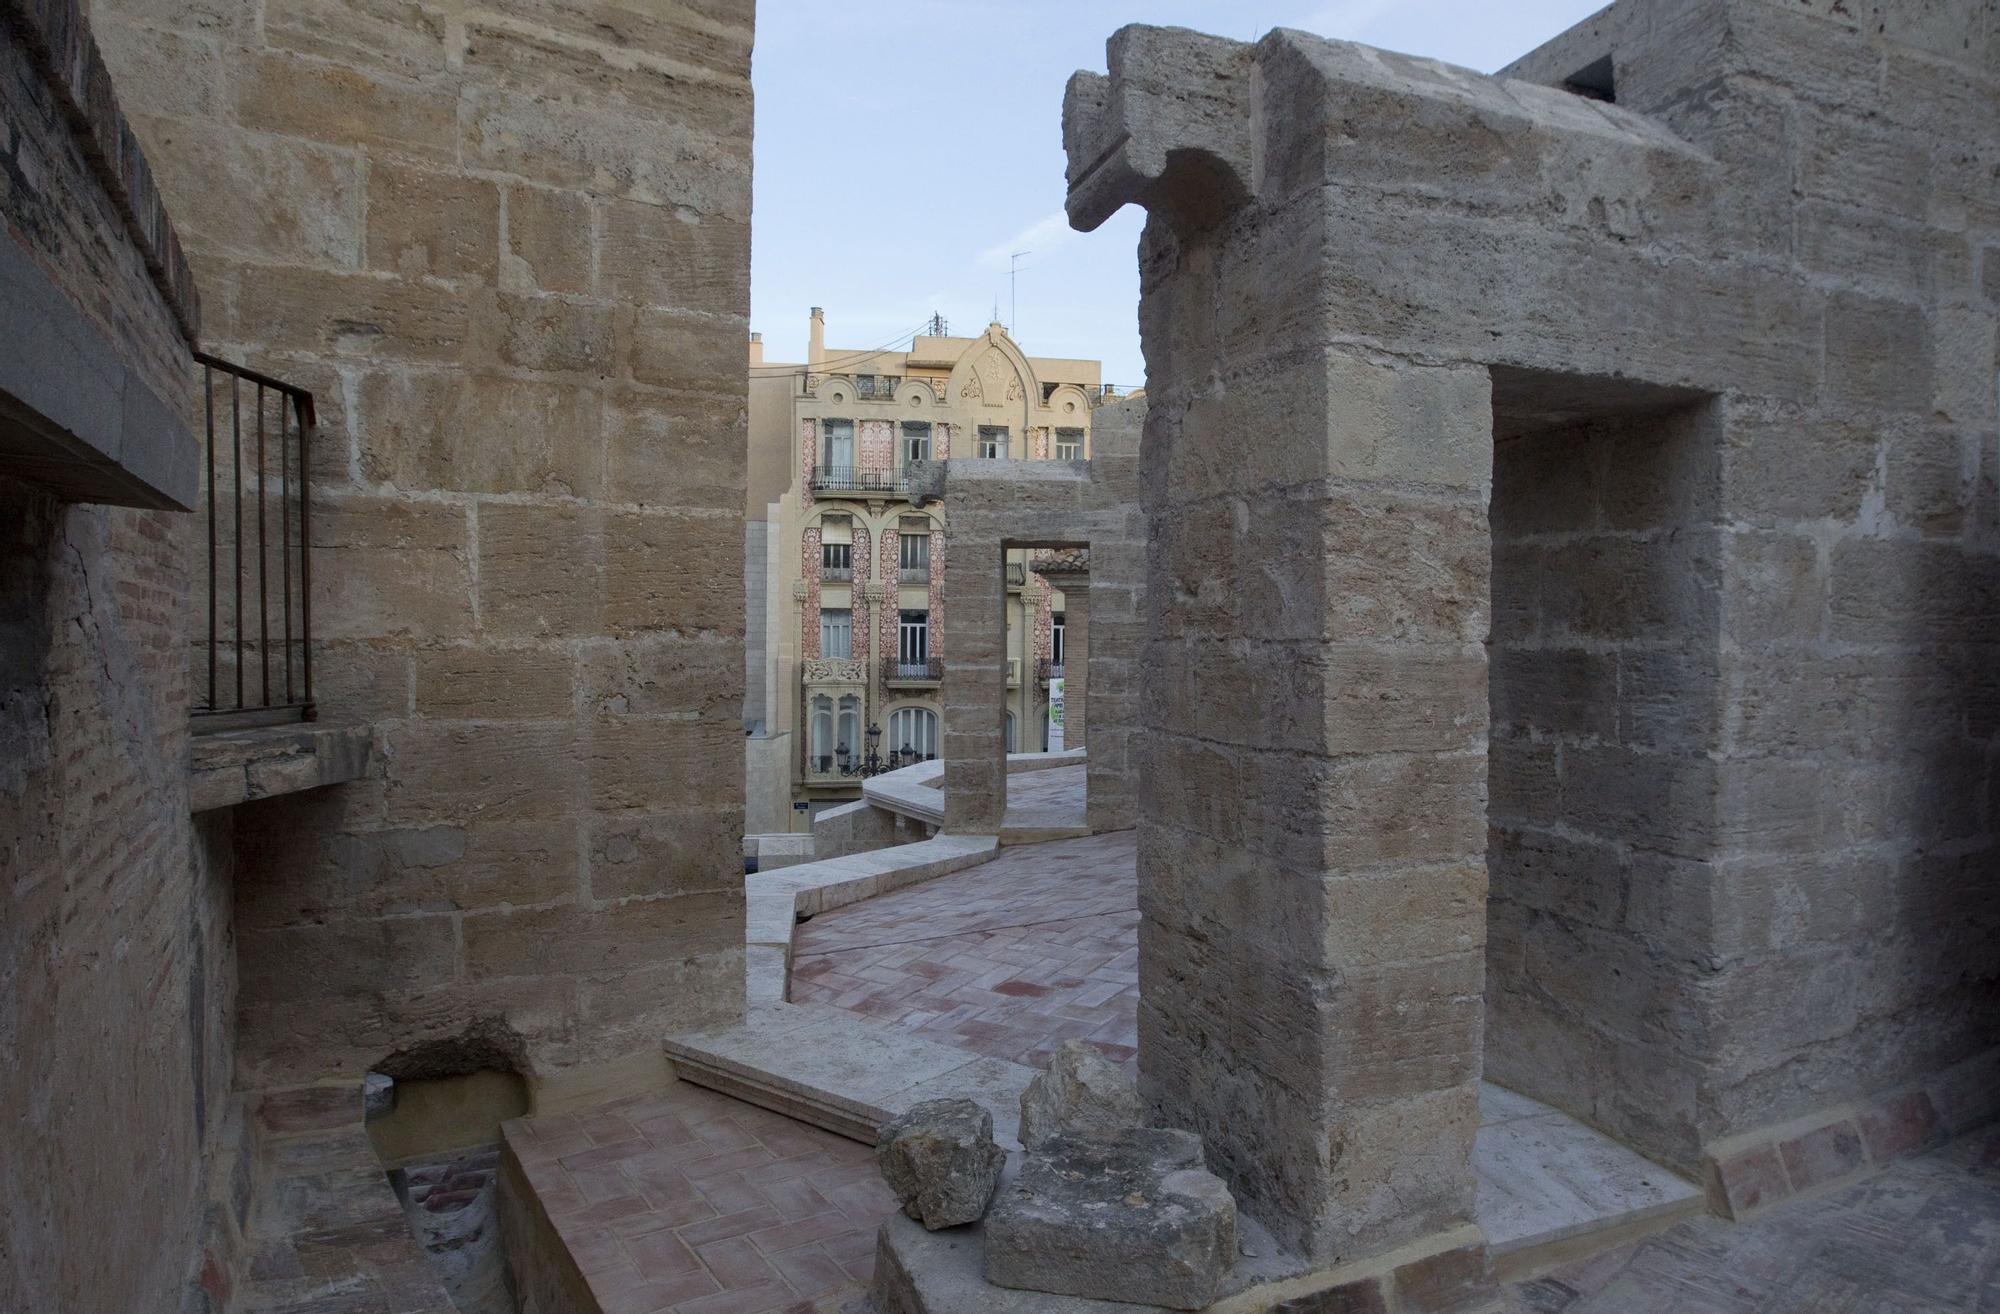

left=1066, top=0, right=2000, bottom=1273
left=89, top=0, right=756, bottom=1084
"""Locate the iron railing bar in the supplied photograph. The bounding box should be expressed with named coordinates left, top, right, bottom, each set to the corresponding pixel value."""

left=281, top=393, right=293, bottom=706
left=299, top=395, right=314, bottom=720
left=231, top=375, right=243, bottom=709
left=256, top=383, right=269, bottom=706
left=191, top=350, right=308, bottom=397
left=204, top=362, right=216, bottom=712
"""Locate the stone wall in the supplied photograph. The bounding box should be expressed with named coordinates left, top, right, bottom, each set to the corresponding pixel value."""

left=1487, top=396, right=1727, bottom=1168
left=1066, top=0, right=1998, bottom=1266
left=89, top=0, right=756, bottom=1086
left=2, top=2, right=224, bottom=1307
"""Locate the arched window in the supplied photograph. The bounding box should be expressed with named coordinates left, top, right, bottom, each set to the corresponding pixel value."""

left=887, top=707, right=938, bottom=763
left=1004, top=710, right=1017, bottom=753
left=836, top=695, right=861, bottom=770
left=809, top=696, right=834, bottom=773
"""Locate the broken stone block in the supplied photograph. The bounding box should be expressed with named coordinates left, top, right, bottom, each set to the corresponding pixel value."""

left=985, top=1127, right=1236, bottom=1309
left=875, top=1098, right=1005, bottom=1230
left=1018, top=1039, right=1144, bottom=1150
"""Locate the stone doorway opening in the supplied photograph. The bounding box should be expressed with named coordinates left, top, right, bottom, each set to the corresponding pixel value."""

left=985, top=539, right=1090, bottom=838
left=1480, top=366, right=1721, bottom=1270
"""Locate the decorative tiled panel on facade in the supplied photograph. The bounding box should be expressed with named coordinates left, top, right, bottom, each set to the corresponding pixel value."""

left=852, top=526, right=871, bottom=662
left=879, top=527, right=901, bottom=675
left=1034, top=578, right=1054, bottom=663
left=1033, top=426, right=1051, bottom=459
left=927, top=529, right=945, bottom=664
left=800, top=418, right=817, bottom=508
left=934, top=422, right=953, bottom=458
left=860, top=420, right=894, bottom=477
left=802, top=525, right=822, bottom=659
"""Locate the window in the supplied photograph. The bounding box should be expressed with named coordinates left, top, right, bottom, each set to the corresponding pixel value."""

left=1004, top=710, right=1017, bottom=753
left=977, top=425, right=1008, bottom=459
left=898, top=609, right=929, bottom=673
left=836, top=695, right=861, bottom=767
left=899, top=532, right=929, bottom=583
left=1055, top=428, right=1083, bottom=461
left=1052, top=613, right=1065, bottom=668
left=888, top=707, right=938, bottom=762
left=810, top=695, right=834, bottom=772
left=901, top=421, right=931, bottom=464
left=820, top=541, right=851, bottom=580
left=820, top=608, right=852, bottom=660
left=822, top=418, right=854, bottom=471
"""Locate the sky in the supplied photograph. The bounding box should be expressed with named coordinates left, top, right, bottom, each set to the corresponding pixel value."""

left=751, top=0, right=1611, bottom=388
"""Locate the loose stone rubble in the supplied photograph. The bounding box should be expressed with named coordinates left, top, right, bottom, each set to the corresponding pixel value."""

left=985, top=1127, right=1238, bottom=1309
left=1019, top=1040, right=1146, bottom=1150
left=876, top=1098, right=1008, bottom=1229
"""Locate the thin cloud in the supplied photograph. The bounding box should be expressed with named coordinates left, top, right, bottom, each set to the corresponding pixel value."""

left=977, top=210, right=1078, bottom=271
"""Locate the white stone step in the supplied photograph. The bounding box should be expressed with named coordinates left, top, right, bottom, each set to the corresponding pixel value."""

left=664, top=1002, right=1039, bottom=1148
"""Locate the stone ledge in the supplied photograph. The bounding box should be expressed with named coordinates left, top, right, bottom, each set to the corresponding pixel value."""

left=189, top=721, right=375, bottom=813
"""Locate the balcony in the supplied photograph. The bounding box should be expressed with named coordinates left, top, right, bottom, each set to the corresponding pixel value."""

left=820, top=564, right=852, bottom=583
left=898, top=566, right=928, bottom=585
left=884, top=656, right=942, bottom=687
left=809, top=466, right=907, bottom=497
left=1005, top=562, right=1027, bottom=586
left=1036, top=659, right=1064, bottom=684
left=1006, top=658, right=1022, bottom=686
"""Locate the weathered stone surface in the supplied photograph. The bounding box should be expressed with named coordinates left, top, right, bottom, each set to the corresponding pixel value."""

left=1018, top=1040, right=1144, bottom=1150
left=985, top=1127, right=1236, bottom=1309
left=875, top=1098, right=1006, bottom=1230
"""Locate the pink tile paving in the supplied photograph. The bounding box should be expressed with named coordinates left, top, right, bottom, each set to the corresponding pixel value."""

left=505, top=1082, right=897, bottom=1313
left=789, top=830, right=1140, bottom=1070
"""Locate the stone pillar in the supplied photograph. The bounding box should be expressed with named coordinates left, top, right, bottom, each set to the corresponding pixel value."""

left=1066, top=28, right=1489, bottom=1265
left=941, top=538, right=1006, bottom=831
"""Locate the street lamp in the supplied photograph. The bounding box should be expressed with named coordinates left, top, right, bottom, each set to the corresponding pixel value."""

left=841, top=722, right=893, bottom=778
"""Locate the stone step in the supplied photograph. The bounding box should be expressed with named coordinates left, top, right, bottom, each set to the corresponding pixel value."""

left=664, top=1003, right=1040, bottom=1149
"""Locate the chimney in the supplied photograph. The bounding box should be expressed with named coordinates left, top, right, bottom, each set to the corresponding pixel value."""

left=808, top=307, right=825, bottom=366
left=748, top=330, right=764, bottom=367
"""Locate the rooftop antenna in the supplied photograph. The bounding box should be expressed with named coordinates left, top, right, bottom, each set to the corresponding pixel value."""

left=1009, top=250, right=1030, bottom=336
left=926, top=311, right=948, bottom=337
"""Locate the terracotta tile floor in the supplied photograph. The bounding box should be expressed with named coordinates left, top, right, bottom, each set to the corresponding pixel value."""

left=789, top=829, right=1140, bottom=1069
left=505, top=1083, right=896, bottom=1313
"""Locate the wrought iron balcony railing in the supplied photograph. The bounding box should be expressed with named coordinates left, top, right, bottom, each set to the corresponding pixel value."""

left=884, top=656, right=943, bottom=684
left=810, top=466, right=907, bottom=495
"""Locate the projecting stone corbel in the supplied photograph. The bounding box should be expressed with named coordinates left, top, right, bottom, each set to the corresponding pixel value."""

left=1063, top=25, right=1255, bottom=236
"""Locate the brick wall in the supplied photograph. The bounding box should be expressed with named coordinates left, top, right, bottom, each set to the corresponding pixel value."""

left=2, top=3, right=222, bottom=1307
left=89, top=0, right=754, bottom=1084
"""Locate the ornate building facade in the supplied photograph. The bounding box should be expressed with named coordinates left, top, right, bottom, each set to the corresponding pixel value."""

left=744, top=311, right=1112, bottom=834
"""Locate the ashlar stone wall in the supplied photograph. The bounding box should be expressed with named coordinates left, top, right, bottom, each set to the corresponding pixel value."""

left=90, top=0, right=755, bottom=1087
left=1066, top=0, right=1998, bottom=1269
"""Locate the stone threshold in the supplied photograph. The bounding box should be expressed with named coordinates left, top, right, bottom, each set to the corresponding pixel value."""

left=189, top=721, right=374, bottom=812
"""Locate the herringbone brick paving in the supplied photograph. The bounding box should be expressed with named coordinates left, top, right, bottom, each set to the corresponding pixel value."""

left=505, top=1082, right=894, bottom=1313
left=788, top=829, right=1140, bottom=1069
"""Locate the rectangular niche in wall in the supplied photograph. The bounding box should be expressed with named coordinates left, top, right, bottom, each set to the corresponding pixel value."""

left=1484, top=365, right=1722, bottom=1173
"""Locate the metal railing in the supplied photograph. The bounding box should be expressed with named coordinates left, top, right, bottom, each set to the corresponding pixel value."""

left=884, top=656, right=943, bottom=683
left=193, top=352, right=316, bottom=726
left=810, top=466, right=907, bottom=495
left=1036, top=660, right=1065, bottom=683
left=821, top=565, right=852, bottom=582
left=898, top=566, right=928, bottom=585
